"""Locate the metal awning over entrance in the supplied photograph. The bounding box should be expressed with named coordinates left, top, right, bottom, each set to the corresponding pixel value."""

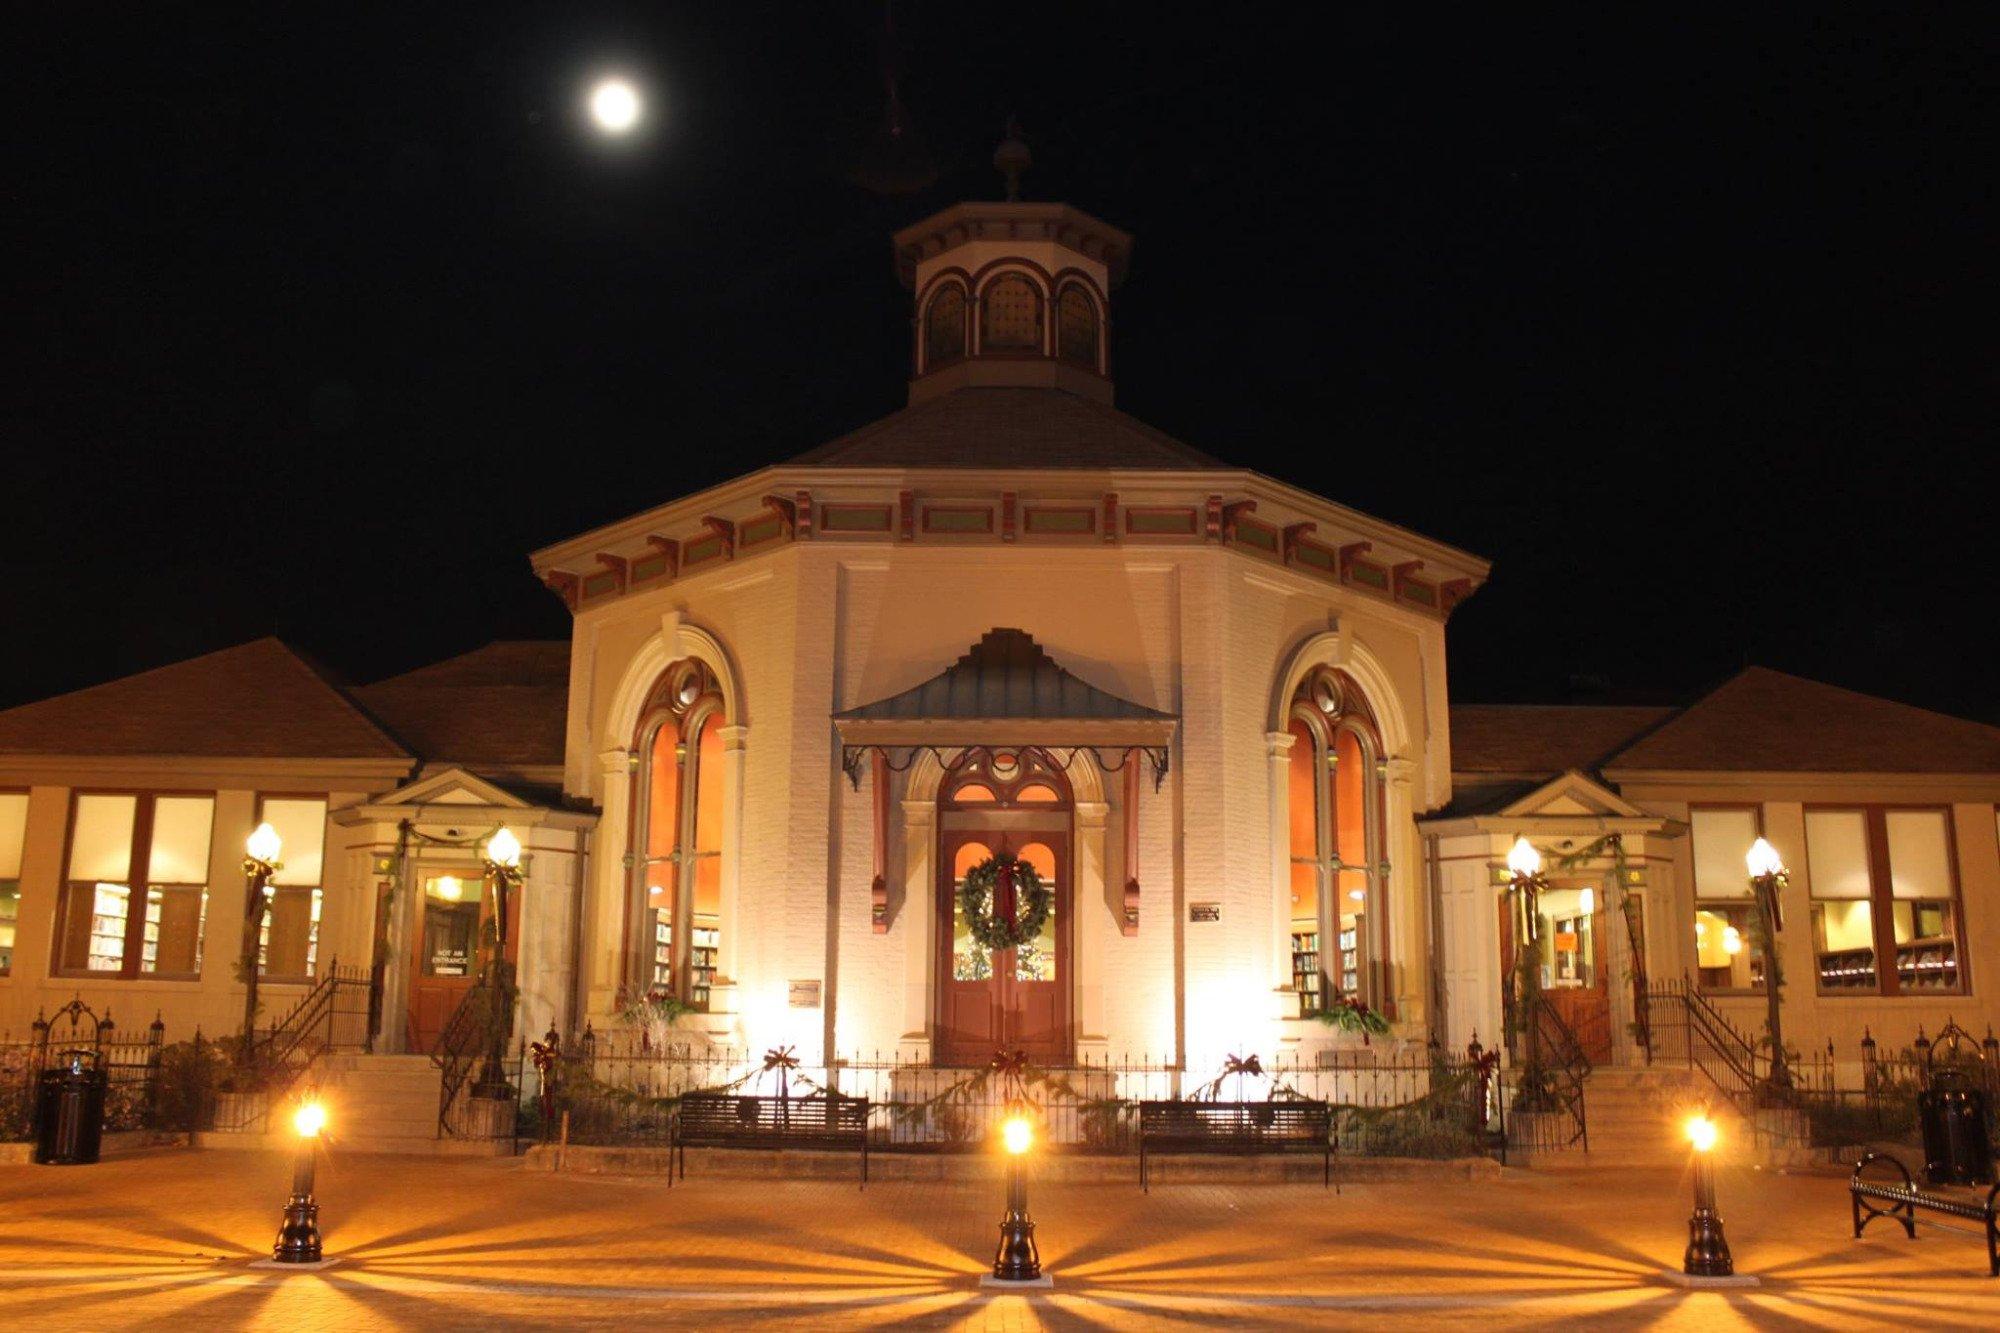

left=835, top=628, right=1177, bottom=790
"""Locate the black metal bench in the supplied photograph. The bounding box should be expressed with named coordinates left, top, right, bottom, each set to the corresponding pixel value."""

left=1137, top=1099, right=1332, bottom=1191
left=674, top=1092, right=870, bottom=1186
left=1850, top=1151, right=1998, bottom=1276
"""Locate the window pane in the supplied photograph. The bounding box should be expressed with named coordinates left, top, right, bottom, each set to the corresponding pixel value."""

left=1333, top=729, right=1367, bottom=871
left=1057, top=287, right=1098, bottom=368
left=1690, top=809, right=1757, bottom=898
left=263, top=798, right=327, bottom=887
left=1892, top=900, right=1959, bottom=990
left=1884, top=810, right=1951, bottom=900
left=262, top=886, right=320, bottom=978
left=0, top=792, right=27, bottom=879
left=646, top=722, right=681, bottom=860
left=63, top=881, right=131, bottom=972
left=1805, top=811, right=1871, bottom=899
left=420, top=873, right=481, bottom=977
left=951, top=842, right=993, bottom=982
left=1813, top=900, right=1877, bottom=990
left=69, top=795, right=135, bottom=882
left=0, top=879, right=20, bottom=974
left=1693, top=905, right=1761, bottom=990
left=925, top=286, right=966, bottom=367
left=148, top=796, right=214, bottom=884
left=142, top=884, right=206, bottom=975
left=1015, top=842, right=1058, bottom=983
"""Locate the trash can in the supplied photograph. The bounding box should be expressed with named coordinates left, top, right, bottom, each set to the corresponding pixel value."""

left=1917, top=1073, right=1994, bottom=1188
left=33, top=1048, right=107, bottom=1166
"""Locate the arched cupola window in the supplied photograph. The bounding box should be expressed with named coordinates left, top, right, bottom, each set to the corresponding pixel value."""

left=923, top=283, right=968, bottom=370
left=980, top=273, right=1044, bottom=352
left=1285, top=667, right=1386, bottom=1016
left=1056, top=284, right=1100, bottom=371
left=633, top=658, right=726, bottom=1008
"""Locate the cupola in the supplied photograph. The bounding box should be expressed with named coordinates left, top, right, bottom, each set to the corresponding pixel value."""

left=892, top=128, right=1132, bottom=406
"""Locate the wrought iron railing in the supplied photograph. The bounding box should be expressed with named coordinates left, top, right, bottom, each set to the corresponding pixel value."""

left=1643, top=976, right=1765, bottom=1116
left=432, top=978, right=513, bottom=1137
left=521, top=1032, right=1508, bottom=1160
left=1514, top=1000, right=1591, bottom=1153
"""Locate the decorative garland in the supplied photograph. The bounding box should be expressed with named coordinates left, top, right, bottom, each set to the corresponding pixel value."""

left=1311, top=995, right=1391, bottom=1044
left=959, top=856, right=1053, bottom=951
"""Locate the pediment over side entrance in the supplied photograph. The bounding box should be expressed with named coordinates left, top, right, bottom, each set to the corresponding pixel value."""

left=1497, top=770, right=1646, bottom=820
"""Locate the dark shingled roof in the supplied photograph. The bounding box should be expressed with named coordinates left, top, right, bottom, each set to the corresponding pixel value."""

left=837, top=629, right=1173, bottom=723
left=354, top=641, right=570, bottom=769
left=789, top=387, right=1228, bottom=470
left=1604, top=667, right=2000, bottom=774
left=0, top=639, right=409, bottom=760
left=1450, top=704, right=1674, bottom=776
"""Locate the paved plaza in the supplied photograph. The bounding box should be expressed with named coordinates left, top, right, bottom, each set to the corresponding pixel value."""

left=2, top=1148, right=1996, bottom=1329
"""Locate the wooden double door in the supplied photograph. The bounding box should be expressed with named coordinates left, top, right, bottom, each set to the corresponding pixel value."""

left=936, top=827, right=1071, bottom=1066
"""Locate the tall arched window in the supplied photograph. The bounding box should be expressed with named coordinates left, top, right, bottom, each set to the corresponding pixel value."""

left=923, top=283, right=967, bottom=370
left=980, top=273, right=1043, bottom=351
left=1056, top=284, right=1100, bottom=370
left=1285, top=667, right=1386, bottom=1016
left=633, top=659, right=725, bottom=1007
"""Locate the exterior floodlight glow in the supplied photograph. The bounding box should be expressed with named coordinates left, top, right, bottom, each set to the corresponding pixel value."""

left=294, top=1101, right=327, bottom=1138
left=1002, top=1115, right=1033, bottom=1156
left=486, top=827, right=523, bottom=869
left=1578, top=887, right=1596, bottom=915
left=1745, top=838, right=1784, bottom=880
left=590, top=79, right=642, bottom=133
left=1506, top=836, right=1541, bottom=879
left=1686, top=1114, right=1718, bottom=1153
left=246, top=822, right=283, bottom=865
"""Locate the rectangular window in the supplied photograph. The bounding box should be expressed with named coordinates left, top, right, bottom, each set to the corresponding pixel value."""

left=57, top=793, right=214, bottom=979
left=1689, top=808, right=1762, bottom=992
left=0, top=792, right=26, bottom=976
left=256, top=797, right=328, bottom=980
left=1806, top=807, right=1965, bottom=994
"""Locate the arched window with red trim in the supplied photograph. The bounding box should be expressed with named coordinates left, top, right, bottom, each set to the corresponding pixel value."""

left=632, top=659, right=726, bottom=1008
left=1285, top=668, right=1387, bottom=1015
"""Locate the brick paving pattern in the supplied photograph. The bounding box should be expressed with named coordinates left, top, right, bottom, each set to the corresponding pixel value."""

left=3, top=1149, right=1997, bottom=1329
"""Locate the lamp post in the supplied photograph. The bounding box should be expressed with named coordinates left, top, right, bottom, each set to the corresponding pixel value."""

left=473, top=827, right=524, bottom=1100
left=274, top=1098, right=327, bottom=1264
left=238, top=823, right=283, bottom=1066
left=1681, top=1111, right=1734, bottom=1277
left=1506, top=837, right=1550, bottom=1097
left=1745, top=838, right=1790, bottom=1091
left=986, top=1110, right=1046, bottom=1286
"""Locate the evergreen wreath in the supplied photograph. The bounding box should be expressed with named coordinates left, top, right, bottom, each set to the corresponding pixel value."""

left=959, top=855, right=1053, bottom=951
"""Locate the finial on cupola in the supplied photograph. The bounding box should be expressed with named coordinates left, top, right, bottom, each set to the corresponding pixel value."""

left=994, top=118, right=1031, bottom=201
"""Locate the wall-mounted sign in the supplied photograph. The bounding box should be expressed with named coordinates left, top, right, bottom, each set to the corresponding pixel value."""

left=1190, top=902, right=1221, bottom=923
left=788, top=979, right=823, bottom=1008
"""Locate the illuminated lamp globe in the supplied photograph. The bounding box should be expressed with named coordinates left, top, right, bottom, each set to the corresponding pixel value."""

left=1506, top=836, right=1542, bottom=879
left=1746, top=838, right=1785, bottom=880
left=1002, top=1116, right=1034, bottom=1156
left=1578, top=887, right=1596, bottom=915
left=294, top=1101, right=328, bottom=1139
left=246, top=822, right=283, bottom=866
left=1685, top=1114, right=1718, bottom=1153
left=590, top=79, right=642, bottom=133
left=436, top=875, right=463, bottom=902
left=486, top=827, right=523, bottom=870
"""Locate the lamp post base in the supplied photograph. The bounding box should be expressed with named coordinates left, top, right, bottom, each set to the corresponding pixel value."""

left=273, top=1192, right=322, bottom=1265
left=250, top=1256, right=341, bottom=1272
left=1660, top=1269, right=1759, bottom=1289
left=980, top=1273, right=1055, bottom=1290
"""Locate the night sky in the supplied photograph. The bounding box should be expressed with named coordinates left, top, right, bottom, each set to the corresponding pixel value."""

left=11, top=6, right=1992, bottom=722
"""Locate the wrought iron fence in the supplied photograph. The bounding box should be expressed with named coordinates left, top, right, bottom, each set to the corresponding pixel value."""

left=0, top=999, right=166, bottom=1142
left=520, top=1030, right=1508, bottom=1160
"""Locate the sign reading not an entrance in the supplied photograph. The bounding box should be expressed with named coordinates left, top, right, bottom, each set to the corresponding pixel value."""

left=788, top=979, right=823, bottom=1008
left=1189, top=903, right=1221, bottom=923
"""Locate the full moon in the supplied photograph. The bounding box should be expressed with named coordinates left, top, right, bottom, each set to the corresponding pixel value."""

left=589, top=79, right=641, bottom=133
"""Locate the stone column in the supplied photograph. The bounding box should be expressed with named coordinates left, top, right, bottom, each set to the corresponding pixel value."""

left=587, top=747, right=631, bottom=1019
left=898, top=799, right=937, bottom=1058
left=1384, top=756, right=1422, bottom=1028
left=1264, top=730, right=1296, bottom=994
left=1073, top=799, right=1110, bottom=1054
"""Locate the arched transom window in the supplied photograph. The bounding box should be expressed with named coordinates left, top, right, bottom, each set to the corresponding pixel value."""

left=980, top=273, right=1044, bottom=352
left=923, top=283, right=968, bottom=370
left=1286, top=667, right=1386, bottom=1016
left=633, top=659, right=726, bottom=1008
left=1056, top=284, right=1100, bottom=371
left=942, top=748, right=1072, bottom=810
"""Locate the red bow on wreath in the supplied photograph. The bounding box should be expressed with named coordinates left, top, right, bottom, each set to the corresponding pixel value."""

left=1222, top=1054, right=1264, bottom=1079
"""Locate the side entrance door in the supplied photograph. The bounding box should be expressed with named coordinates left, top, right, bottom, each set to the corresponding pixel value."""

left=408, top=868, right=517, bottom=1052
